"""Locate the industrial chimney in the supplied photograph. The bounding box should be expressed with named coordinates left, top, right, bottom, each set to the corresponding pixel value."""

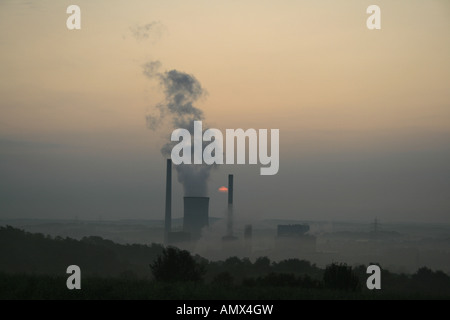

left=223, top=174, right=237, bottom=241
left=183, top=196, right=209, bottom=240
left=227, top=174, right=233, bottom=237
left=164, top=159, right=172, bottom=244
left=228, top=174, right=233, bottom=205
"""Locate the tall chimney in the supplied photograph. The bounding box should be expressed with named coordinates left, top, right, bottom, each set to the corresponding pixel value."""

left=228, top=174, right=233, bottom=205
left=164, top=159, right=172, bottom=244
left=227, top=174, right=234, bottom=237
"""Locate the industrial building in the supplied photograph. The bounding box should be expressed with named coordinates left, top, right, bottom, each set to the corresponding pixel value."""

left=164, top=159, right=210, bottom=244
left=277, top=224, right=310, bottom=238
left=183, top=196, right=209, bottom=240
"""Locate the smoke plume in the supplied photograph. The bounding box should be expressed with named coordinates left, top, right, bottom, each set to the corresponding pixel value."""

left=144, top=61, right=215, bottom=196
left=130, top=22, right=164, bottom=42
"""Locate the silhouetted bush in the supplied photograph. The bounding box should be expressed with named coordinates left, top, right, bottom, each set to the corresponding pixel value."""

left=259, top=273, right=297, bottom=287
left=323, top=263, right=360, bottom=291
left=242, top=273, right=321, bottom=289
left=272, top=259, right=320, bottom=277
left=254, top=257, right=271, bottom=272
left=211, top=272, right=234, bottom=287
left=150, top=247, right=205, bottom=283
left=411, top=267, right=450, bottom=295
left=299, top=274, right=322, bottom=289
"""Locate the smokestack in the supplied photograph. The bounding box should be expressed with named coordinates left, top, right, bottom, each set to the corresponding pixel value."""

left=224, top=174, right=236, bottom=240
left=164, top=159, right=172, bottom=244
left=183, top=197, right=209, bottom=240
left=228, top=174, right=233, bottom=205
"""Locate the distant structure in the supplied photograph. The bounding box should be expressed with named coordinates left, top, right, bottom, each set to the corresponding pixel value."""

left=164, top=159, right=172, bottom=244
left=164, top=158, right=205, bottom=245
left=227, top=174, right=233, bottom=238
left=183, top=197, right=209, bottom=240
left=370, top=217, right=380, bottom=239
left=244, top=224, right=253, bottom=240
left=223, top=174, right=237, bottom=241
left=275, top=224, right=316, bottom=259
left=277, top=224, right=310, bottom=237
left=228, top=174, right=233, bottom=206
left=244, top=224, right=253, bottom=255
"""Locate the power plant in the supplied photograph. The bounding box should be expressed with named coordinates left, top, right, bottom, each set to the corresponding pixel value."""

left=162, top=159, right=315, bottom=261
left=163, top=160, right=238, bottom=245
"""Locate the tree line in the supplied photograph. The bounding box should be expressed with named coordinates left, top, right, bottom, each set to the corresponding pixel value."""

left=1, top=226, right=450, bottom=299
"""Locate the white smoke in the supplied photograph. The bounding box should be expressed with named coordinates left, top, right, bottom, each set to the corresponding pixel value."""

left=143, top=61, right=216, bottom=196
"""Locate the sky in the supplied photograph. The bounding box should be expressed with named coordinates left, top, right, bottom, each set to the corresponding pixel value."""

left=1, top=0, right=450, bottom=223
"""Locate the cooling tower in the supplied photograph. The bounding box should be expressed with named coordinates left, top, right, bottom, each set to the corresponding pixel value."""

left=183, top=196, right=209, bottom=240
left=164, top=159, right=172, bottom=244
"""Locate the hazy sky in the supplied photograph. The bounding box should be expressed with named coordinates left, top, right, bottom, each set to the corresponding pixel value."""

left=1, top=0, right=450, bottom=223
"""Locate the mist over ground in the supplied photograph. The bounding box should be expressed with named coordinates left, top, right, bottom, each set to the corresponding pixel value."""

left=2, top=218, right=449, bottom=275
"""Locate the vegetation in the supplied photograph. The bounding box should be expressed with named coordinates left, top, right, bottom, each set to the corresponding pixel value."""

left=323, top=263, right=360, bottom=291
left=1, top=226, right=450, bottom=300
left=0, top=225, right=163, bottom=278
left=150, top=247, right=206, bottom=283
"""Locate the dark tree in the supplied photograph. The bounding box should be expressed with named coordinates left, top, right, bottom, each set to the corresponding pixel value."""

left=323, top=263, right=360, bottom=291
left=254, top=257, right=271, bottom=271
left=211, top=272, right=234, bottom=287
left=150, top=247, right=205, bottom=282
left=411, top=267, right=450, bottom=294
